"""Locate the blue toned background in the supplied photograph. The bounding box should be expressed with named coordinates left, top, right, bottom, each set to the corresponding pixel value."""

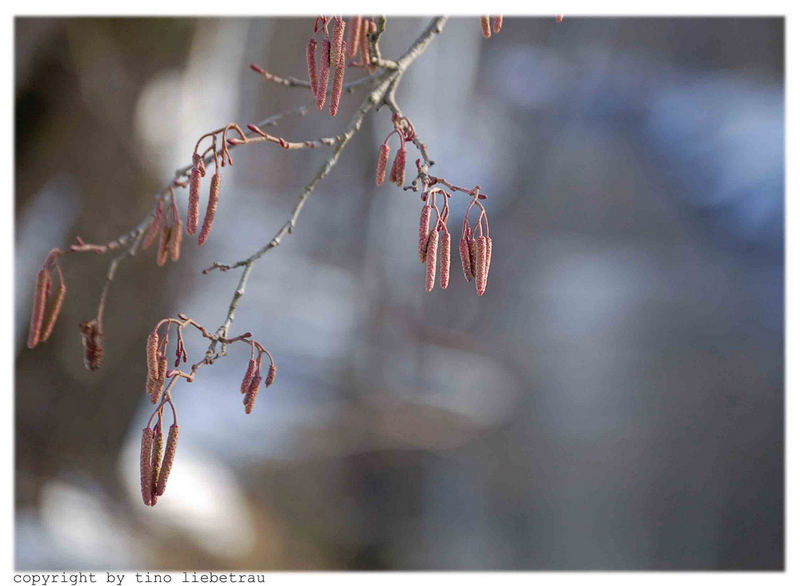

left=14, top=17, right=783, bottom=570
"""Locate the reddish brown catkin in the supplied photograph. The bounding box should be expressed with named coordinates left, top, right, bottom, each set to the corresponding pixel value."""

left=79, top=319, right=104, bottom=371
left=347, top=16, right=362, bottom=59
left=240, top=359, right=256, bottom=394
left=485, top=237, right=493, bottom=281
left=187, top=154, right=202, bottom=235
left=140, top=427, right=154, bottom=506
left=459, top=238, right=473, bottom=282
left=156, top=225, right=171, bottom=267
left=155, top=424, right=180, bottom=497
left=169, top=217, right=183, bottom=261
left=360, top=18, right=371, bottom=67
left=150, top=426, right=164, bottom=505
left=468, top=238, right=478, bottom=279
left=493, top=16, right=504, bottom=34
left=198, top=173, right=220, bottom=246
left=265, top=363, right=277, bottom=388
left=244, top=374, right=262, bottom=414
left=425, top=230, right=439, bottom=292
left=317, top=40, right=331, bottom=110
left=476, top=236, right=489, bottom=296
left=366, top=20, right=377, bottom=72
left=331, top=17, right=346, bottom=69
left=440, top=231, right=451, bottom=289
left=27, top=269, right=50, bottom=349
left=392, top=147, right=407, bottom=187
left=151, top=356, right=167, bottom=404
left=146, top=331, right=160, bottom=385
left=480, top=16, right=492, bottom=39
left=39, top=282, right=66, bottom=343
left=142, top=200, right=163, bottom=250
left=376, top=144, right=390, bottom=185
left=329, top=48, right=345, bottom=117
left=307, top=37, right=319, bottom=99
left=419, top=205, right=431, bottom=262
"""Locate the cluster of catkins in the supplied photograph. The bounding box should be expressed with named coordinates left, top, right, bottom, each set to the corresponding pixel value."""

left=375, top=114, right=413, bottom=188
left=140, top=405, right=179, bottom=507
left=480, top=16, right=504, bottom=39
left=238, top=348, right=277, bottom=415
left=187, top=153, right=221, bottom=247
left=142, top=192, right=184, bottom=265
left=27, top=248, right=67, bottom=350
left=416, top=188, right=493, bottom=296
left=144, top=323, right=183, bottom=406
left=307, top=16, right=349, bottom=117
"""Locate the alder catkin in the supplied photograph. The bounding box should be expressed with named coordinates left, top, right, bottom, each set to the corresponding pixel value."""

left=39, top=282, right=66, bottom=343
left=155, top=424, right=180, bottom=497
left=376, top=144, right=390, bottom=185
left=440, top=231, right=451, bottom=289
left=142, top=200, right=163, bottom=250
left=425, top=230, right=439, bottom=292
left=480, top=16, right=492, bottom=39
left=240, top=359, right=256, bottom=394
left=485, top=236, right=493, bottom=282
left=316, top=40, right=331, bottom=110
left=329, top=49, right=345, bottom=117
left=459, top=237, right=473, bottom=282
left=265, top=363, right=277, bottom=388
left=151, top=355, right=167, bottom=404
left=307, top=37, right=319, bottom=99
left=244, top=374, right=262, bottom=414
left=418, top=205, right=431, bottom=263
left=150, top=426, right=164, bottom=505
left=187, top=154, right=202, bottom=235
left=169, top=217, right=183, bottom=261
left=331, top=17, right=346, bottom=69
left=391, top=147, right=407, bottom=187
left=493, top=16, right=503, bottom=34
left=198, top=173, right=220, bottom=246
left=359, top=17, right=370, bottom=66
left=27, top=269, right=50, bottom=349
left=79, top=319, right=104, bottom=371
left=468, top=239, right=478, bottom=279
left=476, top=236, right=488, bottom=296
left=347, top=16, right=362, bottom=59
left=146, top=331, right=160, bottom=385
left=140, top=427, right=154, bottom=506
left=156, top=225, right=171, bottom=266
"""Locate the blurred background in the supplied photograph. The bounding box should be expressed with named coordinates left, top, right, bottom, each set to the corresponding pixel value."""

left=14, top=17, right=783, bottom=570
